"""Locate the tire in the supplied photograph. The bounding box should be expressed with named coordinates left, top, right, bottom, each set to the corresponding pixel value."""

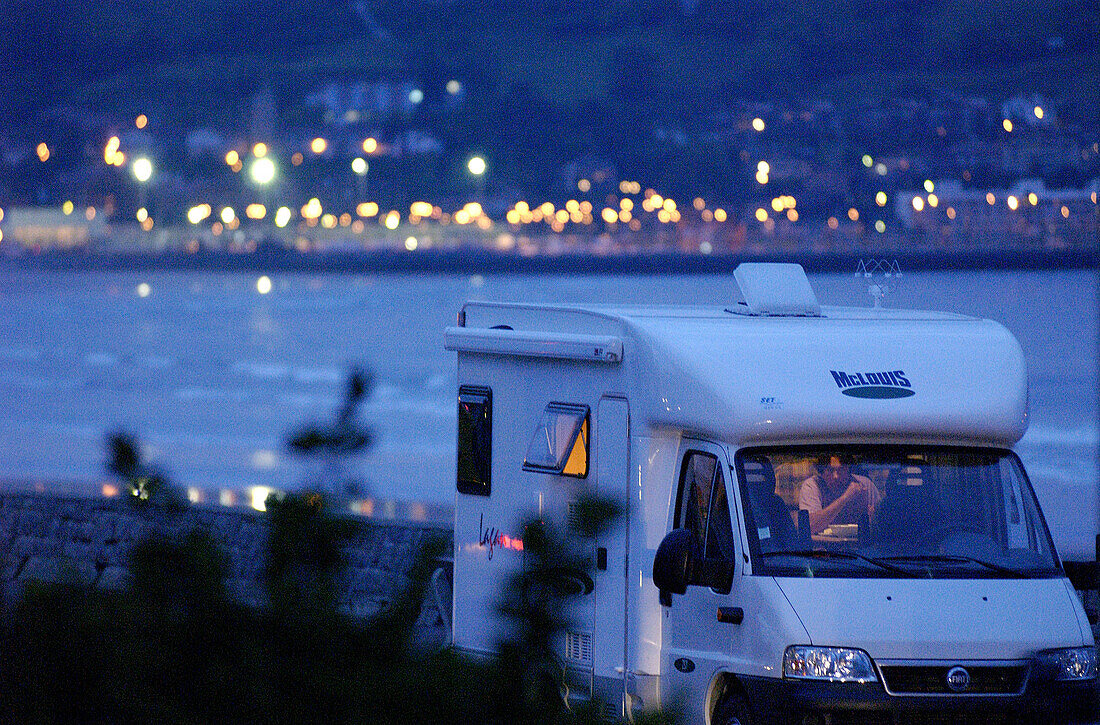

left=713, top=693, right=754, bottom=725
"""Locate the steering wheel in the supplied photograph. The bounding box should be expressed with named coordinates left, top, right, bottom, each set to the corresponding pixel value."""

left=924, top=525, right=1000, bottom=555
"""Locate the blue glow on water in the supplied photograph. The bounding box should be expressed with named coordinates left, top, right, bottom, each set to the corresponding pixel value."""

left=0, top=268, right=1094, bottom=549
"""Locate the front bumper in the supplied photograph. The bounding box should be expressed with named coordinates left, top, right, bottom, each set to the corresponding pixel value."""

left=738, top=673, right=1098, bottom=725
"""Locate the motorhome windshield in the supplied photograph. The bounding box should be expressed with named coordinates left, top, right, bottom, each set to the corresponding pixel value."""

left=736, top=446, right=1061, bottom=579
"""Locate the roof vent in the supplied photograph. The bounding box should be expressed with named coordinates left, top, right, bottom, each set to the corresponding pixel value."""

left=733, top=263, right=822, bottom=317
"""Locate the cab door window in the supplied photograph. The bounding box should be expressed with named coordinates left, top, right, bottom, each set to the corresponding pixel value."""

left=674, top=450, right=735, bottom=592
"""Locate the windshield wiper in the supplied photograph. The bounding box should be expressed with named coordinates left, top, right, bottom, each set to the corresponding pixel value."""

left=761, top=550, right=918, bottom=577
left=879, top=554, right=1021, bottom=576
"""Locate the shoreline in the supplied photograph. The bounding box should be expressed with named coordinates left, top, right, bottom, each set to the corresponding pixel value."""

left=4, top=246, right=1098, bottom=276
left=0, top=477, right=453, bottom=525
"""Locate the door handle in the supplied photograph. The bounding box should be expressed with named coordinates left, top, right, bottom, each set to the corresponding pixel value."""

left=717, top=606, right=744, bottom=625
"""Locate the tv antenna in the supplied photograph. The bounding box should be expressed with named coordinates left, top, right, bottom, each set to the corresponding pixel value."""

left=855, top=259, right=902, bottom=308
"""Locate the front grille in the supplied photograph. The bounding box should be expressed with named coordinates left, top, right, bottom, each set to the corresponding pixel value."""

left=880, top=664, right=1028, bottom=695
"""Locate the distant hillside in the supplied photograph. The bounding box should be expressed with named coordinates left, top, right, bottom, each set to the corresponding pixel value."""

left=1, top=0, right=1096, bottom=131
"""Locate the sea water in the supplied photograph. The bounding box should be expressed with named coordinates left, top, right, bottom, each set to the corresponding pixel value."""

left=0, top=268, right=1095, bottom=551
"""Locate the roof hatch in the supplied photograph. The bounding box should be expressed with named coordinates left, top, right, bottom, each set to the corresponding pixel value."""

left=733, top=263, right=822, bottom=317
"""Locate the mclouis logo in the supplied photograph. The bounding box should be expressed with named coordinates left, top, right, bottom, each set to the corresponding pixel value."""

left=830, top=369, right=915, bottom=399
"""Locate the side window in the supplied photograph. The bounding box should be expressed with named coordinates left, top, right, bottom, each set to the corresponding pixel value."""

left=522, top=403, right=589, bottom=478
left=457, top=386, right=491, bottom=496
left=705, top=465, right=735, bottom=562
left=676, top=453, right=716, bottom=551
left=675, top=450, right=736, bottom=590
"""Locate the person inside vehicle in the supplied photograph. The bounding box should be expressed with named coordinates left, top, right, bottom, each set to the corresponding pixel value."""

left=799, top=454, right=882, bottom=535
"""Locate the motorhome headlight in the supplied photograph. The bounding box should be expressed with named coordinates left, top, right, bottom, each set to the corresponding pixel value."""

left=783, top=646, right=878, bottom=683
left=1036, top=647, right=1098, bottom=681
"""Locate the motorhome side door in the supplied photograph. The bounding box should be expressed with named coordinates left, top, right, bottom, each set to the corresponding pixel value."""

left=662, top=440, right=740, bottom=720
left=592, top=395, right=630, bottom=716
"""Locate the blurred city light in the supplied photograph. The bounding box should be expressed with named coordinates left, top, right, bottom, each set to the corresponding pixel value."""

left=752, top=117, right=766, bottom=131
left=467, top=155, right=487, bottom=176
left=1003, top=119, right=1014, bottom=132
left=302, top=198, right=323, bottom=220
left=310, top=137, right=328, bottom=154
left=362, top=137, right=378, bottom=154
left=274, top=206, right=292, bottom=227
left=256, top=276, right=272, bottom=295
left=187, top=204, right=212, bottom=224
left=252, top=143, right=268, bottom=158
left=36, top=143, right=49, bottom=162
left=250, top=157, right=276, bottom=185
left=351, top=157, right=368, bottom=175
left=104, top=136, right=124, bottom=166
left=249, top=486, right=273, bottom=512
left=135, top=114, right=148, bottom=129
left=132, top=157, right=153, bottom=183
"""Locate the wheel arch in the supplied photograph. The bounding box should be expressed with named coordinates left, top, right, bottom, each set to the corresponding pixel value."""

left=708, top=671, right=750, bottom=724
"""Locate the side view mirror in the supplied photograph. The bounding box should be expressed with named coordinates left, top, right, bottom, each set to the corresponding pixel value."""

left=653, top=528, right=700, bottom=601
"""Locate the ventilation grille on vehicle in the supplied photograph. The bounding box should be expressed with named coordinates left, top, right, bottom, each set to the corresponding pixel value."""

left=565, top=631, right=593, bottom=665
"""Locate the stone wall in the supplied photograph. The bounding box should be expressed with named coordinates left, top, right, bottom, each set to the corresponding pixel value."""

left=0, top=493, right=454, bottom=644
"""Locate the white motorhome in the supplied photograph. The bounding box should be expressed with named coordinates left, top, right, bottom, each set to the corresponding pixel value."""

left=445, top=263, right=1096, bottom=724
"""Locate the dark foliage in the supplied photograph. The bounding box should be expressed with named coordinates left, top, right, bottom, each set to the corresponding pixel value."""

left=0, top=490, right=674, bottom=723
left=105, top=431, right=185, bottom=510
left=287, top=368, right=373, bottom=497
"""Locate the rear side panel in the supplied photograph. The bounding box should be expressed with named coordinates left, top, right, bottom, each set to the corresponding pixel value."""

left=451, top=350, right=630, bottom=679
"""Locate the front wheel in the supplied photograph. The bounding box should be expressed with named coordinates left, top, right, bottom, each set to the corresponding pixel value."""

left=713, top=693, right=754, bottom=725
